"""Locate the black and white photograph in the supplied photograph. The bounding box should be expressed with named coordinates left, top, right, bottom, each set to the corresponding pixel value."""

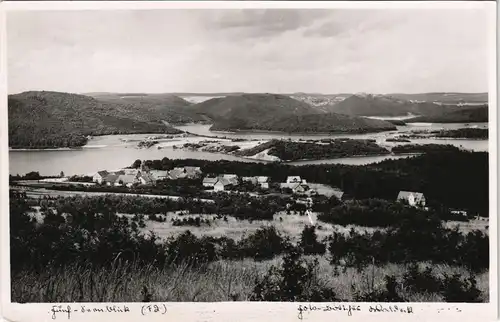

left=1, top=1, right=497, bottom=320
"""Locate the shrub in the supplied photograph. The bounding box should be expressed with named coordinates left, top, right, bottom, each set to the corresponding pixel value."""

left=250, top=248, right=339, bottom=301
left=299, top=225, right=326, bottom=255
left=402, top=264, right=442, bottom=294
left=238, top=226, right=291, bottom=260
left=441, top=274, right=482, bottom=302
left=165, top=231, right=217, bottom=267
left=353, top=275, right=405, bottom=302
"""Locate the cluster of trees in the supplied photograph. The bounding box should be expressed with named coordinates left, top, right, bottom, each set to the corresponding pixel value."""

left=137, top=150, right=488, bottom=215
left=318, top=199, right=469, bottom=228
left=26, top=193, right=292, bottom=222
left=432, top=128, right=488, bottom=139
left=68, top=175, right=94, bottom=182
left=328, top=220, right=488, bottom=273
left=408, top=106, right=488, bottom=123
left=267, top=139, right=390, bottom=161
left=391, top=144, right=460, bottom=154
left=10, top=171, right=45, bottom=181
left=171, top=216, right=212, bottom=227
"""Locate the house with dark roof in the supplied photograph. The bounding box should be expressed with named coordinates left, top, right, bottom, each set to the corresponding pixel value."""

left=138, top=172, right=155, bottom=185
left=150, top=170, right=169, bottom=181
left=104, top=174, right=120, bottom=186
left=169, top=168, right=187, bottom=180
left=185, top=166, right=202, bottom=178
left=93, top=170, right=109, bottom=184
left=203, top=176, right=219, bottom=188
left=115, top=174, right=138, bottom=187
left=397, top=191, right=426, bottom=207
left=214, top=178, right=232, bottom=192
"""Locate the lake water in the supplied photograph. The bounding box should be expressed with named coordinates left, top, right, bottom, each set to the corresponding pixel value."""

left=9, top=122, right=488, bottom=176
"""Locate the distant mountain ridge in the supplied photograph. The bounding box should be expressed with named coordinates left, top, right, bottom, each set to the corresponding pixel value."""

left=190, top=93, right=396, bottom=133
left=319, top=93, right=487, bottom=117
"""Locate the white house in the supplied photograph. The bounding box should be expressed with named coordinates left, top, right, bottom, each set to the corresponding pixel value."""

left=93, top=170, right=109, bottom=184
left=150, top=170, right=169, bottom=181
left=280, top=182, right=308, bottom=194
left=221, top=174, right=239, bottom=185
left=397, top=191, right=426, bottom=207
left=257, top=176, right=269, bottom=183
left=257, top=176, right=269, bottom=189
left=203, top=177, right=219, bottom=188
left=451, top=210, right=468, bottom=217
left=138, top=172, right=155, bottom=185
left=286, top=176, right=302, bottom=184
left=242, top=177, right=258, bottom=184
left=214, top=178, right=231, bottom=192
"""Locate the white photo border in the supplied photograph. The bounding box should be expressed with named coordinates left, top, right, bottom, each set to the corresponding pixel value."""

left=0, top=1, right=497, bottom=322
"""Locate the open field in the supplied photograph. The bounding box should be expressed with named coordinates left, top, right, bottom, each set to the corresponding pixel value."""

left=134, top=212, right=387, bottom=243
left=127, top=212, right=489, bottom=243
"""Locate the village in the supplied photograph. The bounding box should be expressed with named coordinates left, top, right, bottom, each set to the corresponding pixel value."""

left=21, top=159, right=451, bottom=216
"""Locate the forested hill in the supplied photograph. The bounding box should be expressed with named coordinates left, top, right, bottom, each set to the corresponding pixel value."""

left=407, top=106, right=488, bottom=123
left=190, top=93, right=319, bottom=121
left=258, top=113, right=396, bottom=133
left=327, top=94, right=468, bottom=117
left=191, top=93, right=396, bottom=133
left=8, top=91, right=182, bottom=149
left=88, top=92, right=207, bottom=124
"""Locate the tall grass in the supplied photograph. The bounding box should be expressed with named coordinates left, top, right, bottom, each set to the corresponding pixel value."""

left=12, top=256, right=489, bottom=303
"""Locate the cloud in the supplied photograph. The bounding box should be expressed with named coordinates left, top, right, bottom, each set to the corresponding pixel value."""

left=201, top=9, right=330, bottom=39
left=6, top=8, right=491, bottom=94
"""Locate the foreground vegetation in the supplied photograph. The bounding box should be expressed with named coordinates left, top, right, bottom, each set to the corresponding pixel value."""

left=11, top=188, right=489, bottom=302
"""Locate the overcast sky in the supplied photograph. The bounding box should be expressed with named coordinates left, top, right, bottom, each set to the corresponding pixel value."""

left=7, top=8, right=491, bottom=94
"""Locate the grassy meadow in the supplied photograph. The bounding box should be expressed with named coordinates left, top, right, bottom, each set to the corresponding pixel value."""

left=12, top=255, right=489, bottom=303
